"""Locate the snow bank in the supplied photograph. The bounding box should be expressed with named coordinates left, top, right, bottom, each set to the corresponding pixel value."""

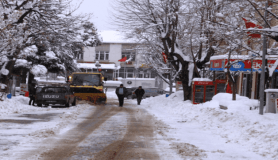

left=0, top=96, right=43, bottom=117
left=211, top=93, right=259, bottom=111
left=140, top=92, right=277, bottom=159
left=0, top=95, right=96, bottom=159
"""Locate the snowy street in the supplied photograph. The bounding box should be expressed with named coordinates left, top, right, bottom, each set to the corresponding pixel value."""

left=2, top=0, right=278, bottom=159
left=0, top=91, right=277, bottom=160
left=0, top=93, right=160, bottom=160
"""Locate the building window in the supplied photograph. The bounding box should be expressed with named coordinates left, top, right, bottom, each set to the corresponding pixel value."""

left=122, top=52, right=135, bottom=61
left=95, top=51, right=109, bottom=60
left=119, top=68, right=134, bottom=78
left=48, top=72, right=57, bottom=80
left=75, top=53, right=83, bottom=60
left=144, top=73, right=149, bottom=78
left=151, top=72, right=156, bottom=78
left=216, top=73, right=226, bottom=80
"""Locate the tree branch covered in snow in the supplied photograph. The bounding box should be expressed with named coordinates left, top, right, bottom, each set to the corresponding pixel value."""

left=0, top=0, right=101, bottom=85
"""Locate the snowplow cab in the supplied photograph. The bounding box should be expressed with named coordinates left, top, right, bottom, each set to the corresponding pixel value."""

left=68, top=72, right=107, bottom=104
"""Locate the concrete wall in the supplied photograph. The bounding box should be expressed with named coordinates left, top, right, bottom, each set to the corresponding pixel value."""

left=83, top=47, right=95, bottom=62
left=119, top=78, right=156, bottom=88
left=109, top=44, right=122, bottom=66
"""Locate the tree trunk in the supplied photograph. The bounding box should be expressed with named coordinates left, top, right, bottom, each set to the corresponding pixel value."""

left=182, top=80, right=191, bottom=101
left=232, top=81, right=237, bottom=100
left=4, top=60, right=16, bottom=93
left=180, top=62, right=191, bottom=101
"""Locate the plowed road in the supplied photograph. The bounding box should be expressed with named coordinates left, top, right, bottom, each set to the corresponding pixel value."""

left=24, top=98, right=159, bottom=160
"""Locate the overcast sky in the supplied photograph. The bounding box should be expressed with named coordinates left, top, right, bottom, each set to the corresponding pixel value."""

left=72, top=0, right=115, bottom=31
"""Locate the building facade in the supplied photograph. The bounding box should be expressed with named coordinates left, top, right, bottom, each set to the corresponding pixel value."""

left=76, top=30, right=166, bottom=89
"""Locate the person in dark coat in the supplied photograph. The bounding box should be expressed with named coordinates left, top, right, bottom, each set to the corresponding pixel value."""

left=115, top=84, right=127, bottom=107
left=28, top=83, right=36, bottom=106
left=134, top=86, right=145, bottom=105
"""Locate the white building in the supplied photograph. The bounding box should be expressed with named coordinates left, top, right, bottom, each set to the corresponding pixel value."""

left=76, top=30, right=167, bottom=89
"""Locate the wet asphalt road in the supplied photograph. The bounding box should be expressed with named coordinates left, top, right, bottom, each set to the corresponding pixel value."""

left=20, top=98, right=160, bottom=160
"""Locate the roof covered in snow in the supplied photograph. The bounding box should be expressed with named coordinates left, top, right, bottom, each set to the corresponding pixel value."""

left=265, top=89, right=278, bottom=93
left=210, top=54, right=278, bottom=60
left=192, top=78, right=212, bottom=81
left=99, top=30, right=138, bottom=44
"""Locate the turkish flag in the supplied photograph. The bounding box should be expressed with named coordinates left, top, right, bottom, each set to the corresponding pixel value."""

left=118, top=57, right=127, bottom=62
left=242, top=18, right=263, bottom=38
left=162, top=52, right=167, bottom=63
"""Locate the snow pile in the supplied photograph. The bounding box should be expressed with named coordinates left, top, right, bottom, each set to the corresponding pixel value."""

left=211, top=93, right=259, bottom=111
left=140, top=92, right=277, bottom=159
left=0, top=96, right=44, bottom=116
left=0, top=95, right=96, bottom=159
left=30, top=64, right=47, bottom=76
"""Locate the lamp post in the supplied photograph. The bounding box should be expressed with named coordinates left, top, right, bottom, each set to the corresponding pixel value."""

left=161, top=66, right=173, bottom=95
left=259, top=1, right=268, bottom=115
left=114, top=64, right=118, bottom=80
left=95, top=61, right=101, bottom=73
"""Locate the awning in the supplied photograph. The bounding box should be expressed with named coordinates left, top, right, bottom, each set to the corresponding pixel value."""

left=210, top=57, right=278, bottom=72
left=77, top=63, right=121, bottom=70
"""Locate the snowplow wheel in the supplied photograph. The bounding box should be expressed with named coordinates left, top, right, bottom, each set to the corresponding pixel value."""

left=65, top=100, right=70, bottom=107
left=72, top=98, right=76, bottom=106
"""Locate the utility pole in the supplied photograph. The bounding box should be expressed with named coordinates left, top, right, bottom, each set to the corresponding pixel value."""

left=169, top=60, right=173, bottom=95
left=169, top=67, right=173, bottom=95
left=259, top=1, right=268, bottom=115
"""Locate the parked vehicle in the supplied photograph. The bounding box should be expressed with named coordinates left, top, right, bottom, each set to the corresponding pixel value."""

left=132, top=88, right=165, bottom=99
left=36, top=86, right=76, bottom=107
left=125, top=87, right=137, bottom=99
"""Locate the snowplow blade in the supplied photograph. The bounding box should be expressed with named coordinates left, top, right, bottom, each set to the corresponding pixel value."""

left=74, top=93, right=107, bottom=104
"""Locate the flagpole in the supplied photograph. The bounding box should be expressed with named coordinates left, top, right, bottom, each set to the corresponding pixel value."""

left=124, top=58, right=126, bottom=85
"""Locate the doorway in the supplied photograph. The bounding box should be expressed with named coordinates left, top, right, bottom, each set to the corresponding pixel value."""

left=242, top=73, right=251, bottom=98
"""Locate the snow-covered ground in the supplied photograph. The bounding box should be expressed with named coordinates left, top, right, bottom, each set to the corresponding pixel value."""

left=137, top=91, right=278, bottom=160
left=1, top=91, right=277, bottom=159
left=0, top=96, right=96, bottom=159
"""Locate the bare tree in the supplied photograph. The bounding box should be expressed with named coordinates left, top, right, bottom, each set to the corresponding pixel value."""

left=113, top=0, right=221, bottom=100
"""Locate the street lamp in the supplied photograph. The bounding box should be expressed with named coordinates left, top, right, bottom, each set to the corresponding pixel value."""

left=95, top=61, right=101, bottom=73
left=161, top=66, right=173, bottom=95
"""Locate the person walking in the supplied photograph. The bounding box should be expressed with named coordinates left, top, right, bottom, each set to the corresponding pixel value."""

left=28, top=82, right=36, bottom=106
left=134, top=86, right=145, bottom=105
left=115, top=84, right=127, bottom=107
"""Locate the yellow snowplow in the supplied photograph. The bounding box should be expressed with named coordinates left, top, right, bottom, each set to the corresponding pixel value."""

left=67, top=72, right=107, bottom=104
